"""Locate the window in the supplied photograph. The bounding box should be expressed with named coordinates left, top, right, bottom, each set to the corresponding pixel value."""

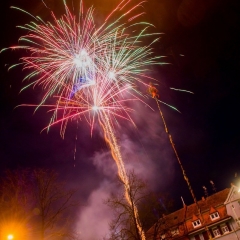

left=202, top=231, right=209, bottom=240
left=192, top=219, right=201, bottom=228
left=210, top=212, right=220, bottom=220
left=194, top=234, right=200, bottom=240
left=213, top=229, right=221, bottom=237
left=171, top=228, right=179, bottom=236
left=222, top=225, right=229, bottom=234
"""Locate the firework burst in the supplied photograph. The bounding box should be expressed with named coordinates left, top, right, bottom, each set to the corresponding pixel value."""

left=1, top=0, right=162, bottom=108
left=2, top=1, right=164, bottom=239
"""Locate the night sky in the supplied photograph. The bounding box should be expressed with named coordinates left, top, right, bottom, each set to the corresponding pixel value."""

left=0, top=0, right=240, bottom=238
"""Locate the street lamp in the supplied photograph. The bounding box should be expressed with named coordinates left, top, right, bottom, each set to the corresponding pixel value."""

left=7, top=234, right=14, bottom=240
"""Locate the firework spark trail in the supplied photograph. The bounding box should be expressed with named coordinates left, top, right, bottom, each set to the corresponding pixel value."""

left=45, top=77, right=147, bottom=238
left=100, top=113, right=145, bottom=240
left=147, top=83, right=198, bottom=206
left=154, top=98, right=198, bottom=204
left=2, top=1, right=163, bottom=239
left=149, top=87, right=213, bottom=239
left=35, top=66, right=148, bottom=238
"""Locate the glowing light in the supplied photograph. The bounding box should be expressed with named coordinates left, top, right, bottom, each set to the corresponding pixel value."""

left=73, top=49, right=91, bottom=68
left=92, top=105, right=99, bottom=111
left=108, top=71, right=116, bottom=80
left=0, top=221, right=26, bottom=240
left=1, top=1, right=162, bottom=106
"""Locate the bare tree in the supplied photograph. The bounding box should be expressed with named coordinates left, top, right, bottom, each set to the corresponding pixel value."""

left=105, top=172, right=172, bottom=240
left=0, top=168, right=78, bottom=240
left=31, top=169, right=78, bottom=240
left=138, top=192, right=173, bottom=239
left=105, top=171, right=146, bottom=240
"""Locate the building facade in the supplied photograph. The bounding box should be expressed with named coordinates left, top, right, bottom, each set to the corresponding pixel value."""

left=147, top=184, right=240, bottom=240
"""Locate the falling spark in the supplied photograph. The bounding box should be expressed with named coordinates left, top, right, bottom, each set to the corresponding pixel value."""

left=170, top=87, right=194, bottom=94
left=149, top=84, right=213, bottom=240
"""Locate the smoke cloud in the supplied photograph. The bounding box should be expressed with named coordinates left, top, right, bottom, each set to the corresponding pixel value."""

left=74, top=99, right=176, bottom=239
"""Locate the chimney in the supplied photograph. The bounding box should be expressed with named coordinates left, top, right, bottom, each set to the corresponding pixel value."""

left=203, top=186, right=208, bottom=197
left=210, top=180, right=216, bottom=193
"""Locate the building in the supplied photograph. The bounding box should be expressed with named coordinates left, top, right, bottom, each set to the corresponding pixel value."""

left=147, top=184, right=240, bottom=240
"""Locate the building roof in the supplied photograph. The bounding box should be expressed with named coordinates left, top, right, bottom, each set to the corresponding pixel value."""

left=185, top=188, right=230, bottom=219
left=186, top=188, right=231, bottom=233
left=209, top=206, right=217, bottom=214
left=146, top=207, right=187, bottom=237
left=147, top=188, right=231, bottom=238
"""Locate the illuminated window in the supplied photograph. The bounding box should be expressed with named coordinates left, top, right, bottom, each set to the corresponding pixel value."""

left=161, top=234, right=166, bottom=239
left=192, top=219, right=201, bottom=228
left=171, top=228, right=179, bottom=236
left=194, top=235, right=200, bottom=240
left=213, top=228, right=221, bottom=237
left=222, top=225, right=229, bottom=234
left=210, top=212, right=220, bottom=220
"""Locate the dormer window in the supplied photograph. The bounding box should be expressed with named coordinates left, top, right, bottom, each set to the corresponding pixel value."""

left=161, top=234, right=166, bottom=239
left=210, top=212, right=220, bottom=221
left=192, top=219, right=201, bottom=228
left=171, top=228, right=179, bottom=236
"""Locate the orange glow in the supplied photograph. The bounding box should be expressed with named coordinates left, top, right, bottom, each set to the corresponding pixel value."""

left=0, top=221, right=27, bottom=240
